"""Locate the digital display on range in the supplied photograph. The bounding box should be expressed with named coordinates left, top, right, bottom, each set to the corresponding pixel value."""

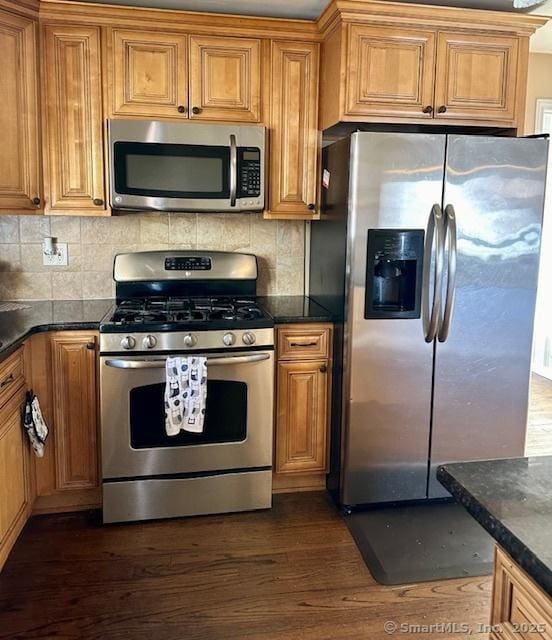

left=164, top=257, right=212, bottom=271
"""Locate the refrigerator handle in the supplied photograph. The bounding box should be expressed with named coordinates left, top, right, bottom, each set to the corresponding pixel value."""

left=422, top=204, right=445, bottom=343
left=438, top=204, right=458, bottom=343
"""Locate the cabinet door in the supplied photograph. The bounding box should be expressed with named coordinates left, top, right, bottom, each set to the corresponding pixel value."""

left=0, top=9, right=40, bottom=212
left=268, top=41, right=319, bottom=218
left=0, top=390, right=31, bottom=570
left=276, top=360, right=329, bottom=474
left=43, top=25, right=106, bottom=214
left=345, top=24, right=436, bottom=119
left=110, top=29, right=188, bottom=118
left=189, top=35, right=261, bottom=122
left=434, top=32, right=519, bottom=123
left=51, top=334, right=98, bottom=491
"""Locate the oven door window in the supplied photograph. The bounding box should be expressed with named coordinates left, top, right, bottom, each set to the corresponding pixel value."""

left=129, top=379, right=247, bottom=448
left=114, top=142, right=230, bottom=199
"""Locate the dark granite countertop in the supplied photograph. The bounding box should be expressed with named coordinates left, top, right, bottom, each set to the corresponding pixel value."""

left=258, top=296, right=334, bottom=324
left=0, top=300, right=114, bottom=360
left=0, top=296, right=332, bottom=361
left=438, top=457, right=552, bottom=597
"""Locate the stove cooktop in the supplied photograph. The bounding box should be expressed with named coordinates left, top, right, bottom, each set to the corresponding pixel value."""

left=100, top=296, right=274, bottom=333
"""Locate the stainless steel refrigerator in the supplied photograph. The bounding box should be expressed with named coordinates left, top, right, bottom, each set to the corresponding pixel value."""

left=309, top=132, right=548, bottom=507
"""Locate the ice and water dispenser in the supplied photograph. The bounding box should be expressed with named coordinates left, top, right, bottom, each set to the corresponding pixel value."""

left=365, top=229, right=424, bottom=319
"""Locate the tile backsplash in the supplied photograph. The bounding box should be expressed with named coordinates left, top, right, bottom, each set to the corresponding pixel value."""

left=0, top=213, right=306, bottom=300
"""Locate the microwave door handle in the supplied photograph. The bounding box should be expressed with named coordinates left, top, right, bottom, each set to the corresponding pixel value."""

left=104, top=353, right=271, bottom=369
left=230, top=134, right=237, bottom=207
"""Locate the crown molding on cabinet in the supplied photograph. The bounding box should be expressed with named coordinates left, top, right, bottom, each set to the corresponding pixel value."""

left=317, top=0, right=548, bottom=36
left=38, top=0, right=321, bottom=40
left=0, top=0, right=39, bottom=18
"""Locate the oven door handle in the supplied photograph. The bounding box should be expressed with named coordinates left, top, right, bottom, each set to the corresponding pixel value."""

left=104, top=353, right=271, bottom=369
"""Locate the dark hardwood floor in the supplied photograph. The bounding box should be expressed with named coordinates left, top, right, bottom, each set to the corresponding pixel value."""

left=0, top=492, right=492, bottom=640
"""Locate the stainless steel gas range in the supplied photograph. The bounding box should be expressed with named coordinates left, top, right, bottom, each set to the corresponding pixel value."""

left=99, top=251, right=274, bottom=523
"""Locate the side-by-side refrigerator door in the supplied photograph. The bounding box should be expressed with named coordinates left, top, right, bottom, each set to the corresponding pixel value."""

left=342, top=132, right=446, bottom=506
left=429, top=135, right=549, bottom=498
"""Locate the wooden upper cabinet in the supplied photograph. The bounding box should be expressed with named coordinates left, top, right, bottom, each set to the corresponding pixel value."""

left=268, top=41, right=319, bottom=218
left=109, top=29, right=188, bottom=118
left=50, top=333, right=98, bottom=491
left=434, top=32, right=519, bottom=123
left=42, top=25, right=106, bottom=214
left=0, top=9, right=40, bottom=212
left=189, top=35, right=261, bottom=122
left=345, top=24, right=436, bottom=119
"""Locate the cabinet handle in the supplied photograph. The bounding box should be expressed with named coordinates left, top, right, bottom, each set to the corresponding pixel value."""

left=86, top=342, right=95, bottom=350
left=290, top=341, right=318, bottom=347
left=307, top=203, right=316, bottom=211
left=32, top=197, right=41, bottom=206
left=422, top=105, right=434, bottom=114
left=0, top=373, right=15, bottom=389
left=93, top=198, right=104, bottom=206
left=437, top=105, right=447, bottom=114
left=191, top=106, right=202, bottom=115
left=177, top=105, right=187, bottom=114
left=319, top=365, right=327, bottom=373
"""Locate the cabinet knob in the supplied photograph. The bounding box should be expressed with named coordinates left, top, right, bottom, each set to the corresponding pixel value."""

left=93, top=198, right=104, bottom=206
left=437, top=105, right=447, bottom=114
left=86, top=341, right=95, bottom=350
left=422, top=105, right=434, bottom=114
left=177, top=105, right=187, bottom=114
left=307, top=203, right=316, bottom=211
left=191, top=106, right=202, bottom=115
left=32, top=197, right=41, bottom=206
left=319, top=364, right=327, bottom=373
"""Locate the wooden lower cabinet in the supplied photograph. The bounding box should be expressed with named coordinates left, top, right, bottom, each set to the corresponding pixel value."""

left=491, top=547, right=552, bottom=639
left=274, top=324, right=332, bottom=489
left=0, top=363, right=31, bottom=570
left=30, top=331, right=101, bottom=513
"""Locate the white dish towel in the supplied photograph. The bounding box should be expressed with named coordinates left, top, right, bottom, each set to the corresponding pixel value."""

left=165, top=356, right=208, bottom=435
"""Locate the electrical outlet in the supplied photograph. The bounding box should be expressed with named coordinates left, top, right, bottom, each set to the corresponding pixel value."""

left=42, top=242, right=68, bottom=266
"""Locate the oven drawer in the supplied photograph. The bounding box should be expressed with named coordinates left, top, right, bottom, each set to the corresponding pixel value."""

left=277, top=325, right=331, bottom=360
left=103, top=470, right=272, bottom=523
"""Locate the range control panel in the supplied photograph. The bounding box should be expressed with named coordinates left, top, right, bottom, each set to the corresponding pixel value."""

left=237, top=148, right=261, bottom=197
left=164, top=256, right=212, bottom=271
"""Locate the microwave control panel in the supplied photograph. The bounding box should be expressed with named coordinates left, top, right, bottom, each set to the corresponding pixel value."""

left=237, top=148, right=261, bottom=197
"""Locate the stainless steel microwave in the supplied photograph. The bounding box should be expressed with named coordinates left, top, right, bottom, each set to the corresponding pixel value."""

left=108, top=120, right=265, bottom=213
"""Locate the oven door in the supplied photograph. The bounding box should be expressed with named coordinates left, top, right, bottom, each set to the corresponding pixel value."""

left=100, top=351, right=274, bottom=479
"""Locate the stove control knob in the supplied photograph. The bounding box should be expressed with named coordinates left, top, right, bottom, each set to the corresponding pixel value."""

left=143, top=335, right=157, bottom=349
left=121, top=335, right=136, bottom=350
left=242, top=332, right=256, bottom=346
left=222, top=332, right=236, bottom=346
left=183, top=333, right=197, bottom=348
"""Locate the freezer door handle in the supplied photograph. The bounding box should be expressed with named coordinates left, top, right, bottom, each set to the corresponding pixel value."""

left=438, top=204, right=458, bottom=343
left=422, top=203, right=445, bottom=343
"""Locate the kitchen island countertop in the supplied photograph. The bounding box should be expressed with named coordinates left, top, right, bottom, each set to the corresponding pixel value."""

left=437, top=456, right=552, bottom=597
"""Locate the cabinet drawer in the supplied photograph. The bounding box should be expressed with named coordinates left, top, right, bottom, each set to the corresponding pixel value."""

left=491, top=547, right=552, bottom=640
left=277, top=325, right=331, bottom=360
left=0, top=347, right=25, bottom=410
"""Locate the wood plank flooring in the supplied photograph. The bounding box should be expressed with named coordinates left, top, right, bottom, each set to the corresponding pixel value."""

left=0, top=493, right=492, bottom=640
left=527, top=373, right=552, bottom=457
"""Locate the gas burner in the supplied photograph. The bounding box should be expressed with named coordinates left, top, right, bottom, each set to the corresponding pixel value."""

left=101, top=295, right=272, bottom=333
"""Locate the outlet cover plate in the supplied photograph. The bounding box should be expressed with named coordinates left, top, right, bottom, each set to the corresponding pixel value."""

left=43, top=242, right=68, bottom=266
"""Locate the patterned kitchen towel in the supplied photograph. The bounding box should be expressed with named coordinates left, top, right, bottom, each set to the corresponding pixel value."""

left=165, top=356, right=208, bottom=435
left=23, top=390, right=49, bottom=458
